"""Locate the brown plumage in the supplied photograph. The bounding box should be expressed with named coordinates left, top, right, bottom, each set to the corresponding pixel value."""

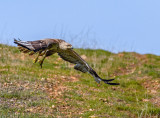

left=14, top=38, right=119, bottom=85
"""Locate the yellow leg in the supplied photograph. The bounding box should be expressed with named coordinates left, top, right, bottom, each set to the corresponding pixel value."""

left=38, top=50, right=48, bottom=68
left=34, top=51, right=41, bottom=63
left=39, top=51, right=46, bottom=56
left=39, top=55, right=46, bottom=68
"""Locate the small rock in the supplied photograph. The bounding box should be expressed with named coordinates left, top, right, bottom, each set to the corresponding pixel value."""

left=151, top=90, right=157, bottom=94
left=41, top=78, right=45, bottom=81
left=143, top=99, right=149, bottom=102
left=51, top=105, right=55, bottom=108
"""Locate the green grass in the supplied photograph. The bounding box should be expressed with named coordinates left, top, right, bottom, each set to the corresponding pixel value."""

left=0, top=43, right=160, bottom=117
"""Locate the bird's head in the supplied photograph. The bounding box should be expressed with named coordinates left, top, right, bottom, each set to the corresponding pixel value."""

left=59, top=41, right=73, bottom=50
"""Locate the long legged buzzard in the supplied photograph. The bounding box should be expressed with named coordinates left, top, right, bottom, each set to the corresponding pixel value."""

left=14, top=38, right=119, bottom=85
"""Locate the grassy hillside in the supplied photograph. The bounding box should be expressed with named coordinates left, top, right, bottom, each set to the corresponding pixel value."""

left=0, top=44, right=160, bottom=117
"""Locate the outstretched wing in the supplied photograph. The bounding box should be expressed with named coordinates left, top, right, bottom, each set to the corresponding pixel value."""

left=58, top=49, right=89, bottom=73
left=58, top=49, right=119, bottom=85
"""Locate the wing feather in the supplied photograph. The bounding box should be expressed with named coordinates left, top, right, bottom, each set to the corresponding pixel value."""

left=14, top=39, right=59, bottom=52
left=58, top=49, right=90, bottom=73
left=58, top=49, right=119, bottom=85
left=74, top=64, right=88, bottom=73
left=30, top=40, right=47, bottom=52
left=58, top=50, right=84, bottom=64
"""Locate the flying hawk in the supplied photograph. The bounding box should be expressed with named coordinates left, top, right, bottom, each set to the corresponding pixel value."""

left=14, top=38, right=119, bottom=85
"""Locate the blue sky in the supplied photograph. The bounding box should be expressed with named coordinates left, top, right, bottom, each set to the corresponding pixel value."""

left=0, top=0, right=160, bottom=55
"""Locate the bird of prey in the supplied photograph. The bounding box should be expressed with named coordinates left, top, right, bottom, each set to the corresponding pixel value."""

left=14, top=38, right=119, bottom=85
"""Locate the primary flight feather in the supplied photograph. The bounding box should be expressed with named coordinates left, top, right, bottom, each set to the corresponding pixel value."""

left=14, top=38, right=119, bottom=85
